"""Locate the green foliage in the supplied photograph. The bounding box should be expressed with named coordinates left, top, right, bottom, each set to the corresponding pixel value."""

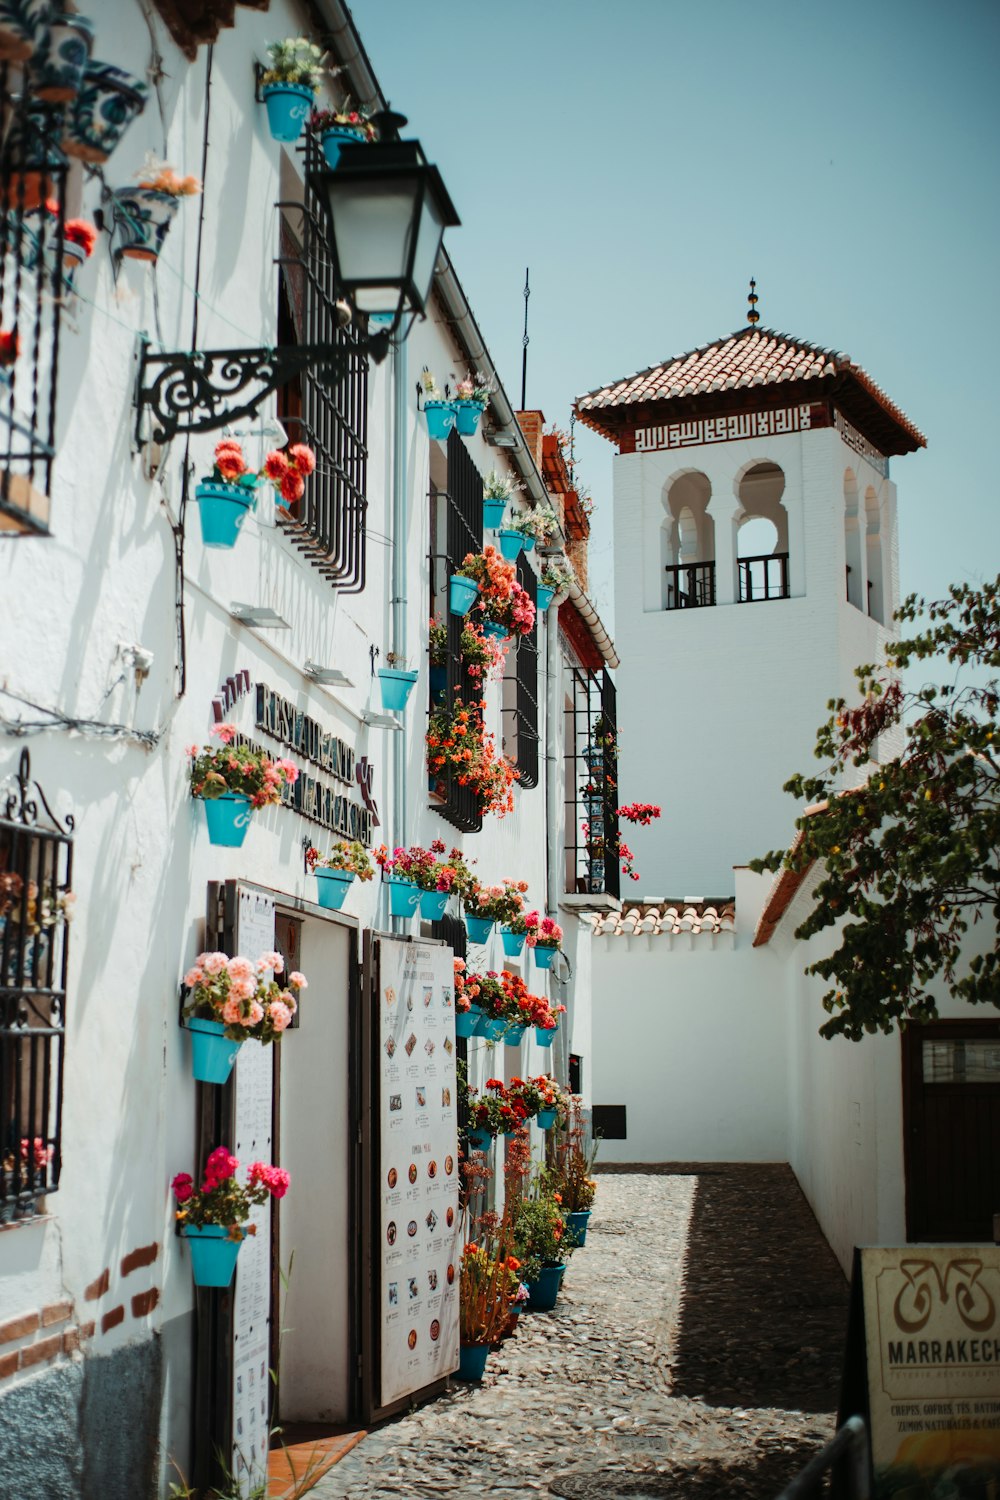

left=750, top=577, right=1000, bottom=1041
left=512, top=1190, right=572, bottom=1281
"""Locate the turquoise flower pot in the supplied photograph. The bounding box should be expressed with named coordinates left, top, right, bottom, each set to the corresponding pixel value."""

left=187, top=1017, right=242, bottom=1085
left=419, top=888, right=450, bottom=921
left=497, top=529, right=523, bottom=562
left=262, top=82, right=313, bottom=142
left=521, top=535, right=536, bottom=553
left=386, top=875, right=419, bottom=918
left=314, top=868, right=354, bottom=910
left=503, top=1025, right=525, bottom=1047
left=377, top=668, right=418, bottom=712
left=483, top=497, right=506, bottom=529
left=567, top=1209, right=592, bottom=1247
left=526, top=1264, right=564, bottom=1312
left=500, top=928, right=525, bottom=959
left=458, top=1343, right=489, bottom=1381
left=201, top=794, right=253, bottom=848
left=536, top=585, right=555, bottom=612
left=536, top=1107, right=557, bottom=1129
left=533, top=945, right=557, bottom=970
left=482, top=620, right=508, bottom=642
left=474, top=1013, right=506, bottom=1042
left=183, top=1224, right=244, bottom=1288
left=454, top=400, right=484, bottom=436
left=535, top=1026, right=556, bottom=1048
left=449, top=574, right=479, bottom=617
left=320, top=123, right=367, bottom=167
left=196, top=480, right=255, bottom=548
left=464, top=913, right=494, bottom=944
left=425, top=400, right=456, bottom=441
left=455, top=1006, right=480, bottom=1039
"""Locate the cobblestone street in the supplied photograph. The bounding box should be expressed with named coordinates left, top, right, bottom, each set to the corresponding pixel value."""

left=314, top=1165, right=849, bottom=1500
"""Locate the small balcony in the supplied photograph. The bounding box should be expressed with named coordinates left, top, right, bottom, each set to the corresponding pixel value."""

left=664, top=561, right=716, bottom=610
left=738, top=552, right=789, bottom=603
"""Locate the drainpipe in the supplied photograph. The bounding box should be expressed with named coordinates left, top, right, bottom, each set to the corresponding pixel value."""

left=390, top=338, right=408, bottom=890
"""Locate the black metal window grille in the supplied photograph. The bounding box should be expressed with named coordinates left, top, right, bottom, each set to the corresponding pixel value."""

left=738, top=552, right=789, bottom=603
left=0, top=74, right=69, bottom=537
left=501, top=556, right=539, bottom=788
left=0, top=752, right=72, bottom=1219
left=563, top=667, right=620, bottom=900
left=665, top=561, right=716, bottom=610
left=275, top=148, right=368, bottom=593
left=428, top=429, right=484, bottom=832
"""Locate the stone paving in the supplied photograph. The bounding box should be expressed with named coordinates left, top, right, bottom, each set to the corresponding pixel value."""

left=314, top=1165, right=849, bottom=1500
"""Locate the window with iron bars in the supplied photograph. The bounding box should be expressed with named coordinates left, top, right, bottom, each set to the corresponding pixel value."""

left=428, top=430, right=484, bottom=833
left=0, top=752, right=72, bottom=1220
left=274, top=148, right=368, bottom=593
left=0, top=72, right=70, bottom=537
left=501, top=555, right=539, bottom=788
left=564, top=668, right=620, bottom=900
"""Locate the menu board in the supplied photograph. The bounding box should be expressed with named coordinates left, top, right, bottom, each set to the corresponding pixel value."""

left=231, top=888, right=275, bottom=1498
left=377, top=939, right=461, bottom=1406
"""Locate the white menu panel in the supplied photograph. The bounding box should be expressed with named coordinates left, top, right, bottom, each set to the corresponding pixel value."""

left=378, top=939, right=461, bottom=1406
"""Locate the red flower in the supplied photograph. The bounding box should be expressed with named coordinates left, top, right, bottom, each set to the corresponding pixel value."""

left=280, top=470, right=305, bottom=504
left=263, top=450, right=289, bottom=481
left=63, top=218, right=97, bottom=256
left=287, top=442, right=316, bottom=476
left=0, top=330, right=20, bottom=366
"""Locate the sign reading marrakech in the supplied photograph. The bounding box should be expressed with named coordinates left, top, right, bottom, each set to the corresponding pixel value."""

left=861, top=1247, right=1000, bottom=1497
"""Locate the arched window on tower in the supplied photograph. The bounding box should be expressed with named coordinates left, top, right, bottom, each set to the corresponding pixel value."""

left=844, top=469, right=863, bottom=609
left=735, top=462, right=789, bottom=603
left=865, top=486, right=884, bottom=624
left=661, top=471, right=715, bottom=609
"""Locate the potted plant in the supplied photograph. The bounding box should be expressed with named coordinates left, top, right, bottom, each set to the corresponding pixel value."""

left=550, top=1096, right=599, bottom=1246
left=482, top=468, right=522, bottom=530
left=534, top=1077, right=566, bottom=1131
left=1, top=108, right=65, bottom=213
left=454, top=957, right=481, bottom=1038
left=172, top=1147, right=290, bottom=1288
left=194, top=437, right=315, bottom=549
left=0, top=0, right=51, bottom=63
left=537, top=560, right=573, bottom=613
left=463, top=880, right=532, bottom=957
left=305, top=841, right=373, bottom=910
left=54, top=215, right=96, bottom=281
left=426, top=702, right=519, bottom=820
left=309, top=103, right=376, bottom=168
left=500, top=501, right=559, bottom=561
left=377, top=650, right=419, bottom=713
left=188, top=723, right=298, bottom=847
left=452, top=371, right=493, bottom=437
left=30, top=10, right=94, bottom=104
left=525, top=912, right=563, bottom=971
left=454, top=546, right=535, bottom=642
left=529, top=989, right=566, bottom=1048
left=182, top=949, right=307, bottom=1083
left=259, top=37, right=325, bottom=142
left=64, top=61, right=149, bottom=164
left=111, top=157, right=200, bottom=264
left=512, top=1188, right=573, bottom=1311
left=378, top=841, right=474, bottom=922
left=458, top=1239, right=518, bottom=1379
left=420, top=368, right=455, bottom=443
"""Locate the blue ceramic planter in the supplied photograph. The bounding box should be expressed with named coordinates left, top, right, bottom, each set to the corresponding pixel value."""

left=196, top=480, right=255, bottom=548
left=464, top=913, right=494, bottom=944
left=377, top=668, right=418, bottom=712
left=483, top=497, right=506, bottom=529
left=536, top=1107, right=557, bottom=1130
left=454, top=400, right=484, bottom=436
left=526, top=1264, right=565, bottom=1312
left=31, top=11, right=94, bottom=104
left=64, top=60, right=148, bottom=165
left=419, top=888, right=450, bottom=921
left=482, top=620, right=508, bottom=642
left=201, top=794, right=253, bottom=848
left=261, top=82, right=313, bottom=142
left=503, top=1024, right=525, bottom=1047
left=535, top=1026, right=556, bottom=1048
left=533, top=945, right=557, bottom=971
left=0, top=0, right=50, bottom=64
left=386, top=875, right=420, bottom=918
left=320, top=124, right=367, bottom=167
left=187, top=1017, right=242, bottom=1085
left=536, top=585, right=555, bottom=612
left=465, top=1127, right=493, bottom=1152
left=474, top=1013, right=506, bottom=1043
left=183, top=1224, right=244, bottom=1288
left=455, top=1006, right=480, bottom=1039
left=314, top=868, right=354, bottom=910
left=500, top=927, right=525, bottom=959
left=457, top=1343, right=489, bottom=1381
left=425, top=400, right=456, bottom=441
left=497, top=529, right=523, bottom=562
left=449, top=574, right=478, bottom=617
left=567, top=1209, right=592, bottom=1247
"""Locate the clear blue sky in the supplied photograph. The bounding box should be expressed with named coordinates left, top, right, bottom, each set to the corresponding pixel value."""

left=355, top=0, right=1000, bottom=631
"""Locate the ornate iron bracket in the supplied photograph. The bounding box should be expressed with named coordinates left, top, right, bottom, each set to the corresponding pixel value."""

left=2, top=749, right=74, bottom=834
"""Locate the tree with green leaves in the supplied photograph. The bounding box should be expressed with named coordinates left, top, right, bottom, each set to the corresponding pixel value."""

left=751, top=577, right=1000, bottom=1040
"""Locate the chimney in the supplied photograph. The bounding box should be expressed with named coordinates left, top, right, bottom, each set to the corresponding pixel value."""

left=515, top=410, right=544, bottom=474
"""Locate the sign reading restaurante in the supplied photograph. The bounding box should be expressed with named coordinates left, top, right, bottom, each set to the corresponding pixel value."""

left=252, top=684, right=373, bottom=843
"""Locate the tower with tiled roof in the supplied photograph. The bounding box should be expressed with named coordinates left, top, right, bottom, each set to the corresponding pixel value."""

left=575, top=312, right=925, bottom=896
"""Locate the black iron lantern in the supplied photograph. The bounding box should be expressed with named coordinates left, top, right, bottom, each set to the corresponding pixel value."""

left=309, top=134, right=459, bottom=333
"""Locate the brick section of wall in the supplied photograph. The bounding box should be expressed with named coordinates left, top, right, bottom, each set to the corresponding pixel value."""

left=514, top=410, right=544, bottom=473
left=19, top=1332, right=62, bottom=1370
left=566, top=537, right=589, bottom=592
left=63, top=1326, right=81, bottom=1355
left=0, top=1350, right=18, bottom=1379
left=41, top=1300, right=73, bottom=1328
left=121, top=1242, right=159, bottom=1277
left=0, top=1312, right=39, bottom=1345
left=78, top=1320, right=95, bottom=1342
left=101, top=1306, right=125, bottom=1335
left=84, top=1268, right=110, bottom=1301
left=130, top=1288, right=159, bottom=1318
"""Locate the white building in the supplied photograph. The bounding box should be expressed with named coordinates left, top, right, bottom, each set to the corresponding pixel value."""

left=577, top=318, right=999, bottom=1273
left=0, top=3, right=614, bottom=1493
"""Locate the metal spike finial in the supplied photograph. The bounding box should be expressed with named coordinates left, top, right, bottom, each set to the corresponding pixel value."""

left=747, top=278, right=760, bottom=326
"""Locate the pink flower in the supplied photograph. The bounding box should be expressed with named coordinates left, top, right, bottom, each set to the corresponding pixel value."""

left=281, top=989, right=297, bottom=1014
left=289, top=971, right=307, bottom=988
left=183, top=967, right=204, bottom=987
left=226, top=956, right=254, bottom=981
left=202, top=952, right=228, bottom=976
left=222, top=996, right=245, bottom=1025
left=249, top=1162, right=290, bottom=1198
left=211, top=723, right=237, bottom=744
left=278, top=759, right=298, bottom=783
left=268, top=1000, right=292, bottom=1032
left=186, top=745, right=199, bottom=758
left=172, top=1172, right=194, bottom=1203
left=247, top=1000, right=264, bottom=1026
left=228, top=975, right=255, bottom=1003
left=287, top=443, right=316, bottom=476
left=204, top=1147, right=238, bottom=1184
left=257, top=951, right=284, bottom=975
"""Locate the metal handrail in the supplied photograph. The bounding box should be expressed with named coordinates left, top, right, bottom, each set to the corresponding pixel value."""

left=775, top=1415, right=870, bottom=1500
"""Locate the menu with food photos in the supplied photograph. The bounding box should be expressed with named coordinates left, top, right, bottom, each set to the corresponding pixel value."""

left=377, top=938, right=461, bottom=1405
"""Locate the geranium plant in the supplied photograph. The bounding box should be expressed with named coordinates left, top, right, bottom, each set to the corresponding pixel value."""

left=463, top=879, right=528, bottom=927
left=584, top=826, right=641, bottom=882
left=183, top=950, right=307, bottom=1044
left=309, top=105, right=376, bottom=141
left=172, top=1147, right=290, bottom=1235
left=201, top=438, right=317, bottom=509
left=426, top=702, right=519, bottom=818
left=454, top=956, right=479, bottom=1015
left=456, top=547, right=536, bottom=637
left=374, top=841, right=476, bottom=895
left=619, top=802, right=662, bottom=825
left=453, top=371, right=494, bottom=405
left=188, top=724, right=298, bottom=807
left=305, top=841, right=374, bottom=879
left=63, top=218, right=97, bottom=257
left=525, top=912, right=563, bottom=952
left=261, top=37, right=327, bottom=90
left=511, top=1189, right=571, bottom=1282
left=135, top=155, right=201, bottom=198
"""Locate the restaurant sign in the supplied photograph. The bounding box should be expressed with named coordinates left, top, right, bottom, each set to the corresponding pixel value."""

left=253, top=684, right=375, bottom=843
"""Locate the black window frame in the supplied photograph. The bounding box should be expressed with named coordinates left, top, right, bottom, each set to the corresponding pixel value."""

left=564, top=667, right=620, bottom=900
left=501, top=556, right=539, bottom=789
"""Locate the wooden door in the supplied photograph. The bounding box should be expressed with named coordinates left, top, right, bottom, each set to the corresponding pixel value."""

left=903, top=1019, right=1000, bottom=1241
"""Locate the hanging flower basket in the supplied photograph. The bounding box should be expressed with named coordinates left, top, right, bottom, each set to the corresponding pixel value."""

left=464, top=912, right=494, bottom=945
left=474, top=1012, right=506, bottom=1043
left=64, top=61, right=148, bottom=164
left=314, top=867, right=354, bottom=910
left=536, top=1106, right=557, bottom=1130
left=536, top=584, right=555, bottom=612
left=111, top=186, right=180, bottom=263
left=535, top=1024, right=557, bottom=1047
left=503, top=1024, right=525, bottom=1047
left=386, top=874, right=420, bottom=918
left=182, top=1224, right=244, bottom=1288
left=532, top=944, right=558, bottom=970
left=320, top=123, right=368, bottom=168
left=200, top=793, right=254, bottom=848
left=186, top=1016, right=243, bottom=1085
left=377, top=668, right=418, bottom=713
left=424, top=400, right=455, bottom=442
left=483, top=496, right=506, bottom=529
left=454, top=399, right=484, bottom=437
left=0, top=0, right=50, bottom=62
left=31, top=11, right=95, bottom=103
left=449, top=574, right=479, bottom=617
left=262, top=82, right=314, bottom=143
left=419, top=888, right=450, bottom=922
left=195, top=480, right=256, bottom=547
left=465, top=1126, right=493, bottom=1152
left=455, top=1004, right=480, bottom=1039
left=500, top=927, right=525, bottom=959
left=481, top=620, right=508, bottom=643
left=497, top=529, right=523, bottom=562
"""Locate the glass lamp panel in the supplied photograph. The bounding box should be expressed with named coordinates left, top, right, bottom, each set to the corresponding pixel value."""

left=327, top=174, right=421, bottom=308
left=408, top=189, right=446, bottom=314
